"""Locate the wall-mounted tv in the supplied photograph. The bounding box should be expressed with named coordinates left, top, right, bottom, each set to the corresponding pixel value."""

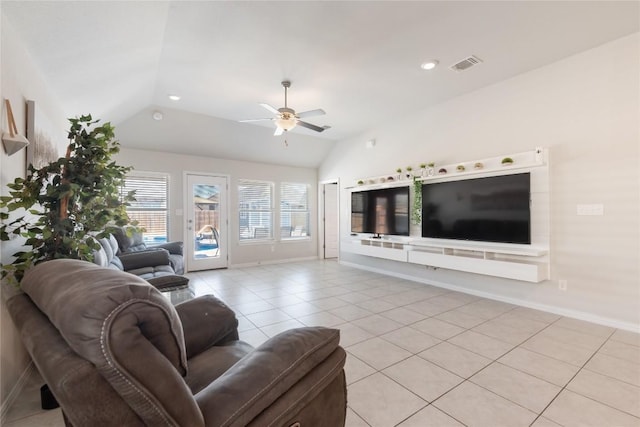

left=351, top=186, right=410, bottom=237
left=421, top=173, right=531, bottom=244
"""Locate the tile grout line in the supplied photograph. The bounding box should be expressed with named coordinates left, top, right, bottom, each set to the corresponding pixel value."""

left=527, top=327, right=622, bottom=426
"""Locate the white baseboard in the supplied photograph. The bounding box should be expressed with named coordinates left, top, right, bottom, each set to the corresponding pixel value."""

left=340, top=261, right=640, bottom=333
left=0, top=362, right=34, bottom=424
left=230, top=256, right=318, bottom=269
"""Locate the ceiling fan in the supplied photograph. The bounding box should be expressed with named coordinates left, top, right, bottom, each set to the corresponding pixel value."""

left=240, top=81, right=330, bottom=136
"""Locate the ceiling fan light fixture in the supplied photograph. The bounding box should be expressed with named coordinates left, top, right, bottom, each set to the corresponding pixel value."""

left=275, top=116, right=297, bottom=131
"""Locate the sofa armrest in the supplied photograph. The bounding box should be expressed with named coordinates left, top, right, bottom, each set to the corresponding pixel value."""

left=175, top=295, right=239, bottom=358
left=118, top=249, right=170, bottom=271
left=195, top=327, right=343, bottom=426
left=156, top=241, right=184, bottom=255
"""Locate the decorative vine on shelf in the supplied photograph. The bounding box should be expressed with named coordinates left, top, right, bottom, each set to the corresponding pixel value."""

left=411, top=177, right=422, bottom=225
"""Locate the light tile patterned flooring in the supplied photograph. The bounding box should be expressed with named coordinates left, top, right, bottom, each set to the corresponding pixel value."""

left=4, top=260, right=640, bottom=426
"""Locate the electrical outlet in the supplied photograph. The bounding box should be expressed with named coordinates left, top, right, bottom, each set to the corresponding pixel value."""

left=558, top=280, right=568, bottom=291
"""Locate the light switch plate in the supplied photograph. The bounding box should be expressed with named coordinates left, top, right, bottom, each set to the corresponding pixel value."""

left=577, top=204, right=604, bottom=216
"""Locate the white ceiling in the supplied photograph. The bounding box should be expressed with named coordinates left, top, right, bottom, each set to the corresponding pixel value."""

left=2, top=1, right=638, bottom=167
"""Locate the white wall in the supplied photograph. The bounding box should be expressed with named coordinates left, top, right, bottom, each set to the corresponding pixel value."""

left=0, top=14, right=68, bottom=413
left=320, top=33, right=640, bottom=330
left=115, top=148, right=318, bottom=267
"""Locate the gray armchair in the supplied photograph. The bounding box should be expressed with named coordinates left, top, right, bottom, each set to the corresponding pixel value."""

left=7, top=259, right=347, bottom=426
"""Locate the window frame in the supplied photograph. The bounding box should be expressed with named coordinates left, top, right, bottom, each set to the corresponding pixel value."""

left=120, top=171, right=170, bottom=246
left=238, top=179, right=274, bottom=244
left=280, top=182, right=311, bottom=241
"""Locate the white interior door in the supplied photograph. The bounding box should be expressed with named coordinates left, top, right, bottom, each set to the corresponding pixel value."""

left=323, top=182, right=339, bottom=259
left=185, top=174, right=228, bottom=271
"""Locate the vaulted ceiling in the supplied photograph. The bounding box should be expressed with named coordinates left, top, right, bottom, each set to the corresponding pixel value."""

left=2, top=1, right=638, bottom=167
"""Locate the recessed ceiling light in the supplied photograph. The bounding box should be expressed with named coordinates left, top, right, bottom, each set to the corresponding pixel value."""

left=168, top=94, right=181, bottom=101
left=420, top=60, right=439, bottom=71
left=152, top=111, right=163, bottom=121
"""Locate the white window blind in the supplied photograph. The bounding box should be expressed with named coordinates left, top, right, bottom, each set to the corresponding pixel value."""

left=280, top=183, right=310, bottom=239
left=238, top=180, right=273, bottom=241
left=120, top=173, right=169, bottom=245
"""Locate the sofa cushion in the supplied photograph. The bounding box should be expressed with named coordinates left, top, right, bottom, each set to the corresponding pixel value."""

left=114, top=226, right=147, bottom=252
left=118, top=249, right=171, bottom=271
left=21, top=259, right=204, bottom=426
left=127, top=265, right=176, bottom=279
left=93, top=235, right=123, bottom=270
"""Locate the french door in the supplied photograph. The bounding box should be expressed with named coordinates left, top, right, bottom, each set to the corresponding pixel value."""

left=185, top=174, right=228, bottom=271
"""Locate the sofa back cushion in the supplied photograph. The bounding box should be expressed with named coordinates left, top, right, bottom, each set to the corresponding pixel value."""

left=114, top=226, right=147, bottom=252
left=93, top=235, right=124, bottom=270
left=22, top=259, right=204, bottom=426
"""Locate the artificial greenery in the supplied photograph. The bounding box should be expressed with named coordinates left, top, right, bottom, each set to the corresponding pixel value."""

left=501, top=157, right=514, bottom=164
left=411, top=177, right=422, bottom=225
left=0, top=115, right=135, bottom=284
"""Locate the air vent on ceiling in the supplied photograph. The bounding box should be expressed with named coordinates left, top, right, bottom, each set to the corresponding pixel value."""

left=449, top=55, right=483, bottom=73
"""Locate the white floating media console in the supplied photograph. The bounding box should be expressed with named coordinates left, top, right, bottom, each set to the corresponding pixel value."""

left=344, top=148, right=551, bottom=283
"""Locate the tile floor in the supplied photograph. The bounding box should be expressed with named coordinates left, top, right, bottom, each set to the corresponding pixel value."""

left=4, top=260, right=640, bottom=427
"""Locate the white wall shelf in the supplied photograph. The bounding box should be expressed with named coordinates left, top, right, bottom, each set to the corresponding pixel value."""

left=344, top=237, right=549, bottom=282
left=347, top=148, right=546, bottom=189
left=406, top=241, right=549, bottom=283
left=344, top=238, right=409, bottom=262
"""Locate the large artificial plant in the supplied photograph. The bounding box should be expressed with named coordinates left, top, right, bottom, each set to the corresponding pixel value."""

left=0, top=115, right=135, bottom=284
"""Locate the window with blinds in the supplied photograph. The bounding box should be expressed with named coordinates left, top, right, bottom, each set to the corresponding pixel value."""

left=120, top=173, right=169, bottom=245
left=238, top=180, right=273, bottom=241
left=280, top=183, right=310, bottom=240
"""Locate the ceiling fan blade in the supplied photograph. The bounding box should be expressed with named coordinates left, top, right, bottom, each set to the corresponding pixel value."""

left=297, top=120, right=329, bottom=133
left=274, top=126, right=284, bottom=136
left=296, top=109, right=325, bottom=119
left=239, top=118, right=273, bottom=123
left=259, top=103, right=280, bottom=114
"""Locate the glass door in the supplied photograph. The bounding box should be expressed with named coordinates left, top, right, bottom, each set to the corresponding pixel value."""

left=185, top=174, right=228, bottom=271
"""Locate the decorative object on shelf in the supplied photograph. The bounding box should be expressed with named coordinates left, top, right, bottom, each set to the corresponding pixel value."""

left=456, top=164, right=465, bottom=172
left=357, top=180, right=364, bottom=185
left=474, top=162, right=483, bottom=169
left=406, top=166, right=413, bottom=179
left=2, top=99, right=30, bottom=156
left=419, top=163, right=427, bottom=177
left=396, top=167, right=402, bottom=180
left=386, top=176, right=395, bottom=181
left=427, top=162, right=436, bottom=176
left=368, top=179, right=376, bottom=184
left=501, top=157, right=514, bottom=166
left=379, top=177, right=386, bottom=183
left=411, top=177, right=422, bottom=226
left=438, top=168, right=447, bottom=174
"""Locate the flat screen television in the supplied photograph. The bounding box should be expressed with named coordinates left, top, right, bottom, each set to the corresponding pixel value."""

left=351, top=186, right=410, bottom=237
left=421, top=173, right=531, bottom=244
